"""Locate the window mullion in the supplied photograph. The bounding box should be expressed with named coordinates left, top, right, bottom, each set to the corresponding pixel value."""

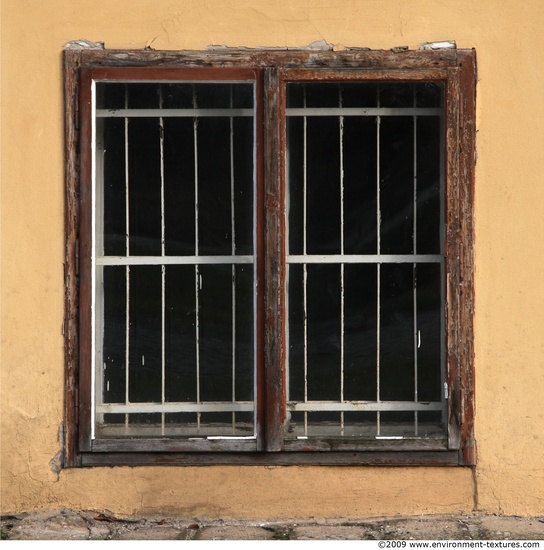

left=263, top=67, right=286, bottom=452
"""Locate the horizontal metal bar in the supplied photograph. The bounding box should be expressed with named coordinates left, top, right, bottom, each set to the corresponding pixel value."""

left=286, top=107, right=442, bottom=117
left=286, top=254, right=443, bottom=264
left=287, top=401, right=443, bottom=412
left=97, top=255, right=254, bottom=266
left=97, top=108, right=254, bottom=118
left=97, top=401, right=254, bottom=414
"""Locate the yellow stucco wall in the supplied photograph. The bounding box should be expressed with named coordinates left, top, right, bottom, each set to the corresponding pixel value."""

left=1, top=0, right=543, bottom=518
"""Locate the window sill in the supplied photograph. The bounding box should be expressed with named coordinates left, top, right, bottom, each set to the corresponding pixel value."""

left=78, top=449, right=463, bottom=467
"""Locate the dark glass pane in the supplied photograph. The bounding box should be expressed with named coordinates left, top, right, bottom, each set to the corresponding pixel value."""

left=102, top=266, right=126, bottom=404
left=305, top=83, right=341, bottom=107
left=380, top=264, right=414, bottom=401
left=287, top=83, right=378, bottom=109
left=197, top=118, right=232, bottom=255
left=129, top=413, right=162, bottom=425
left=161, top=83, right=193, bottom=109
left=233, top=117, right=254, bottom=256
left=197, top=412, right=253, bottom=436
left=416, top=82, right=443, bottom=108
left=102, top=413, right=124, bottom=425
left=288, top=411, right=305, bottom=432
left=199, top=265, right=233, bottom=401
left=416, top=116, right=442, bottom=254
left=306, top=412, right=341, bottom=435
left=344, top=412, right=377, bottom=437
left=287, top=117, right=304, bottom=255
left=380, top=117, right=414, bottom=254
left=343, top=117, right=378, bottom=254
left=341, top=83, right=378, bottom=108
left=344, top=264, right=377, bottom=401
left=165, top=412, right=195, bottom=424
left=288, top=116, right=342, bottom=255
left=286, top=83, right=304, bottom=108
left=416, top=263, right=442, bottom=401
left=102, top=118, right=127, bottom=255
left=127, top=84, right=160, bottom=108
left=307, top=264, right=341, bottom=400
left=164, top=265, right=197, bottom=403
left=129, top=266, right=162, bottom=402
left=232, top=84, right=254, bottom=109
left=288, top=411, right=380, bottom=438
left=128, top=118, right=162, bottom=255
left=163, top=118, right=196, bottom=256
left=194, top=84, right=230, bottom=108
left=380, top=411, right=415, bottom=436
left=97, top=82, right=126, bottom=110
left=418, top=411, right=444, bottom=435
left=306, top=117, right=341, bottom=254
left=234, top=264, right=254, bottom=402
left=288, top=264, right=305, bottom=401
left=379, top=83, right=414, bottom=107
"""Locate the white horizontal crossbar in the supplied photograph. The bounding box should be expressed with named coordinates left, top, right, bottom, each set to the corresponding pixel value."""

left=97, top=401, right=254, bottom=414
left=96, top=255, right=254, bottom=266
left=287, top=401, right=444, bottom=412
left=96, top=108, right=254, bottom=118
left=286, top=254, right=443, bottom=264
left=286, top=107, right=442, bottom=117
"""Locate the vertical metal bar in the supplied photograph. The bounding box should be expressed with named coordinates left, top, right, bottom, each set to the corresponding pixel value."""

left=193, top=84, right=201, bottom=431
left=302, top=84, right=308, bottom=435
left=376, top=85, right=381, bottom=436
left=159, top=86, right=166, bottom=435
left=230, top=85, right=237, bottom=434
left=124, top=84, right=130, bottom=428
left=91, top=79, right=98, bottom=438
left=339, top=86, right=345, bottom=436
left=413, top=85, right=419, bottom=436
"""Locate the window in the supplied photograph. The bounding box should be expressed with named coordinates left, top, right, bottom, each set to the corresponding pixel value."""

left=64, top=48, right=475, bottom=466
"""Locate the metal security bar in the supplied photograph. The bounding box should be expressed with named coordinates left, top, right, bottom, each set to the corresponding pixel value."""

left=93, top=81, right=256, bottom=439
left=286, top=82, right=445, bottom=440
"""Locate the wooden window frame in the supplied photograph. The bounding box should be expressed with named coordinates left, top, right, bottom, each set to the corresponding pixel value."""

left=64, top=47, right=476, bottom=467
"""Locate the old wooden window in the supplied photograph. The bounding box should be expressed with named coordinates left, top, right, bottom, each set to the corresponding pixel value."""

left=64, top=48, right=475, bottom=467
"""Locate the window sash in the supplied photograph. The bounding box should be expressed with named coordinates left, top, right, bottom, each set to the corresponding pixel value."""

left=92, top=79, right=260, bottom=441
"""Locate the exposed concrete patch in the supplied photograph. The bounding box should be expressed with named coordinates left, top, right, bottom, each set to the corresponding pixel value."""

left=114, top=527, right=186, bottom=540
left=374, top=518, right=472, bottom=540
left=49, top=422, right=64, bottom=475
left=9, top=509, right=89, bottom=540
left=418, top=40, right=457, bottom=50
left=195, top=525, right=276, bottom=540
left=206, top=39, right=333, bottom=51
left=63, top=39, right=105, bottom=50
left=292, top=525, right=374, bottom=540
left=479, top=516, right=544, bottom=540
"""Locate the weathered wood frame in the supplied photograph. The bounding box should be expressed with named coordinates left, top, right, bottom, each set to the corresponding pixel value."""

left=64, top=47, right=476, bottom=467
